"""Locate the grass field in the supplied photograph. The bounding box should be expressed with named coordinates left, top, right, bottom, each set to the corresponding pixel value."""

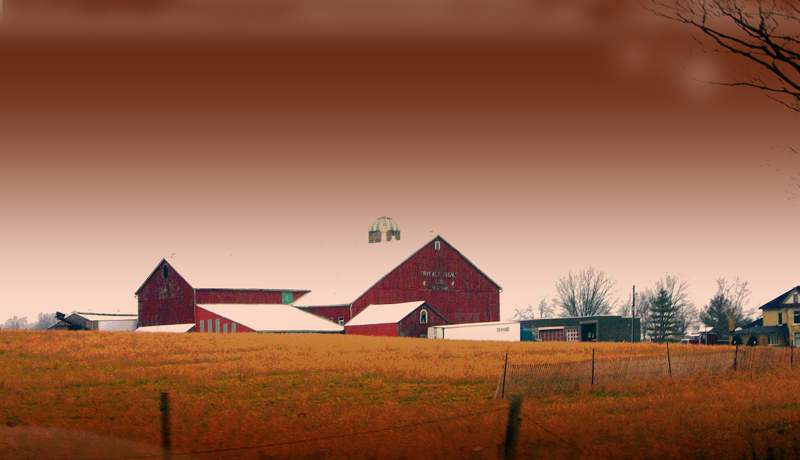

left=1, top=330, right=799, bottom=460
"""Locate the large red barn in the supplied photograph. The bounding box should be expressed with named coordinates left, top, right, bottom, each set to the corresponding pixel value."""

left=293, top=235, right=501, bottom=326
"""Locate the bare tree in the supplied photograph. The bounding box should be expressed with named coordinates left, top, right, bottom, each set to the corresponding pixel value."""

left=509, top=304, right=536, bottom=321
left=3, top=316, right=29, bottom=330
left=555, top=267, right=618, bottom=317
left=704, top=276, right=755, bottom=329
left=538, top=297, right=556, bottom=319
left=31, top=312, right=58, bottom=330
left=651, top=0, right=800, bottom=112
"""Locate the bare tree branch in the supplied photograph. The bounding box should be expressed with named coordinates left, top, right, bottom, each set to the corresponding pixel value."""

left=651, top=0, right=800, bottom=112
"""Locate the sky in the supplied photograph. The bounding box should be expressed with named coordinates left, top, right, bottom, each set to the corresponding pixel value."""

left=1, top=0, right=799, bottom=325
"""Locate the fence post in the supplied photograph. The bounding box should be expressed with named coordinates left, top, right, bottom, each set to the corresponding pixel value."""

left=733, top=345, right=738, bottom=371
left=501, top=395, right=523, bottom=460
left=160, top=392, right=171, bottom=460
left=591, top=348, right=595, bottom=391
left=501, top=352, right=509, bottom=399
left=666, top=342, right=672, bottom=379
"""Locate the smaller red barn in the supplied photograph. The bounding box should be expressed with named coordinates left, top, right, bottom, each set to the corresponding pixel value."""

left=344, top=301, right=449, bottom=338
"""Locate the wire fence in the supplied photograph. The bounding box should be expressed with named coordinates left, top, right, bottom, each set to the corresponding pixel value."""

left=496, top=345, right=798, bottom=398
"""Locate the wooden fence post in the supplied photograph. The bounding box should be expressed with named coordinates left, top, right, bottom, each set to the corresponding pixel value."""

left=666, top=342, right=672, bottom=379
left=160, top=392, right=171, bottom=460
left=591, top=348, right=595, bottom=392
left=501, top=395, right=523, bottom=460
left=733, top=345, right=738, bottom=371
left=501, top=352, right=509, bottom=399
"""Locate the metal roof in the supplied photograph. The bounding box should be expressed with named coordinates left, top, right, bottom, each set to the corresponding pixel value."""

left=72, top=314, right=138, bottom=322
left=197, top=304, right=344, bottom=333
left=136, top=324, right=196, bottom=333
left=345, top=301, right=428, bottom=326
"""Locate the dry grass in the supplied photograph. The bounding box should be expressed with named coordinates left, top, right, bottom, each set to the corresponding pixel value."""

left=0, top=331, right=798, bottom=460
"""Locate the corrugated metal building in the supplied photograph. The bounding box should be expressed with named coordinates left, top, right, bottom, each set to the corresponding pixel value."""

left=520, top=316, right=640, bottom=342
left=344, top=301, right=448, bottom=337
left=50, top=312, right=139, bottom=331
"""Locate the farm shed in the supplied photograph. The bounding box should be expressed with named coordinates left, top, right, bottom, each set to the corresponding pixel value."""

left=520, top=316, right=640, bottom=342
left=50, top=312, right=138, bottom=331
left=428, top=321, right=520, bottom=341
left=344, top=301, right=448, bottom=337
left=293, top=234, right=501, bottom=326
left=196, top=304, right=344, bottom=333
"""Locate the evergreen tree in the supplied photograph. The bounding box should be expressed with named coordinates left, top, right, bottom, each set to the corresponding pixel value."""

left=647, top=288, right=680, bottom=342
left=700, top=294, right=734, bottom=339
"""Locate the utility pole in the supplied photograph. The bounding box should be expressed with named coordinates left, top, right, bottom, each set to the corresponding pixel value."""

left=631, top=285, right=636, bottom=342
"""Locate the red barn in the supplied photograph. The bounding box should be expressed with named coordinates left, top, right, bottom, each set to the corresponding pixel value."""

left=135, top=259, right=309, bottom=328
left=294, top=235, right=501, bottom=326
left=136, top=234, right=500, bottom=333
left=344, top=301, right=449, bottom=338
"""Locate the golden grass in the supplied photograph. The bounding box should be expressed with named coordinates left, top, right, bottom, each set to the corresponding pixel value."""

left=1, top=331, right=798, bottom=460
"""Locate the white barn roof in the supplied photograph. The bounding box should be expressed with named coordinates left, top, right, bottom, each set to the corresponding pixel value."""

left=345, top=301, right=427, bottom=326
left=197, top=303, right=344, bottom=333
left=136, top=323, right=195, bottom=333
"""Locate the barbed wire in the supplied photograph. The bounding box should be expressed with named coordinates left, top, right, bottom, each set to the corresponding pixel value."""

left=72, top=405, right=508, bottom=460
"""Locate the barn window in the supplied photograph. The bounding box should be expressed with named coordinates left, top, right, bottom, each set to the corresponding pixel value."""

left=232, top=323, right=236, bottom=333
left=282, top=291, right=293, bottom=305
left=338, top=317, right=344, bottom=326
left=420, top=310, right=428, bottom=324
left=435, top=241, right=441, bottom=251
left=215, top=319, right=220, bottom=333
left=223, top=323, right=228, bottom=334
left=199, top=321, right=204, bottom=333
left=163, top=265, right=169, bottom=279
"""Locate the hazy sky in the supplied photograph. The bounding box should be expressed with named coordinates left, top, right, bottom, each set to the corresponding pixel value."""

left=2, top=0, right=799, bottom=324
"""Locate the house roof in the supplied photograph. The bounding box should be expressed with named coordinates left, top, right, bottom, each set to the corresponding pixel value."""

left=759, top=286, right=800, bottom=310
left=136, top=324, right=196, bottom=333
left=197, top=304, right=344, bottom=333
left=345, top=301, right=428, bottom=326
left=730, top=324, right=789, bottom=336
left=293, top=234, right=501, bottom=308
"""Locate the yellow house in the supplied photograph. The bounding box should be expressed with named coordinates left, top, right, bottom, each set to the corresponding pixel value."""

left=731, top=287, right=799, bottom=347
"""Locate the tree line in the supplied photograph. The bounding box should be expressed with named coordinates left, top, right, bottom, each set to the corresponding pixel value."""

left=509, top=267, right=756, bottom=342
left=2, top=312, right=58, bottom=330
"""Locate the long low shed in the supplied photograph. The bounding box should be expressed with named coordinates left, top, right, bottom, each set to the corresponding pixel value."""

left=428, top=321, right=520, bottom=341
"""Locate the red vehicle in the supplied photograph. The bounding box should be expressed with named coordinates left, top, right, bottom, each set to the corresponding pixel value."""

left=683, top=331, right=718, bottom=345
